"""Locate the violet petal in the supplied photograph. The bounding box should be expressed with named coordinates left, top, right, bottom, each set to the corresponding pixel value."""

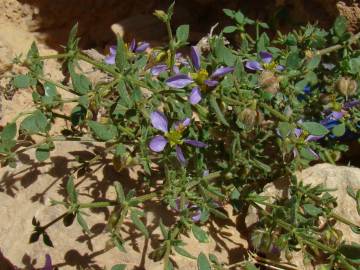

left=175, top=118, right=191, bottom=130
left=260, top=51, right=273, bottom=63
left=135, top=42, right=150, bottom=53
left=149, top=135, right=168, bottom=152
left=190, top=46, right=201, bottom=70
left=308, top=148, right=320, bottom=160
left=204, top=80, right=219, bottom=87
left=294, top=128, right=302, bottom=138
left=129, top=39, right=136, bottom=52
left=150, top=64, right=168, bottom=76
left=245, top=61, right=263, bottom=71
left=189, top=87, right=202, bottom=105
left=275, top=65, right=285, bottom=71
left=172, top=65, right=180, bottom=74
left=105, top=55, right=115, bottom=65
left=42, top=254, right=52, bottom=270
left=305, top=135, right=324, bottom=142
left=176, top=145, right=187, bottom=166
left=165, top=74, right=194, bottom=89
left=211, top=66, right=234, bottom=78
left=184, top=139, right=207, bottom=148
left=150, top=111, right=168, bottom=132
left=191, top=209, right=202, bottom=222
left=109, top=46, right=117, bottom=55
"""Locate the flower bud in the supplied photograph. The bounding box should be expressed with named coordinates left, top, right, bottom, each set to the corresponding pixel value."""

left=336, top=77, right=358, bottom=97
left=259, top=71, right=279, bottom=94
left=153, top=10, right=167, bottom=22
left=239, top=108, right=263, bottom=128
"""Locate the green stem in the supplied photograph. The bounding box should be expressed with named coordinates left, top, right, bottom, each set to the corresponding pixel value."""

left=259, top=103, right=289, bottom=122
left=38, top=75, right=78, bottom=95
left=78, top=53, right=118, bottom=77
left=39, top=53, right=71, bottom=60
left=79, top=201, right=116, bottom=208
left=316, top=32, right=360, bottom=56
left=165, top=20, right=175, bottom=71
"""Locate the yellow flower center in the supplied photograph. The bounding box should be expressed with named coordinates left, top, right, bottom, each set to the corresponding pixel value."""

left=263, top=62, right=278, bottom=71
left=165, top=130, right=183, bottom=147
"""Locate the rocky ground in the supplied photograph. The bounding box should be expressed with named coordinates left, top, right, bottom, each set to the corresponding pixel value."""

left=0, top=1, right=359, bottom=269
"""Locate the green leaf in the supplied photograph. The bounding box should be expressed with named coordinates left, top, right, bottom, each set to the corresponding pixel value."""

left=66, top=176, right=77, bottom=203
left=111, top=265, right=126, bottom=270
left=77, top=212, right=90, bottom=234
left=223, top=26, right=237, bottom=33
left=209, top=96, right=229, bottom=127
left=256, top=33, right=270, bottom=52
left=176, top=24, right=189, bottom=43
left=71, top=105, right=86, bottom=126
left=130, top=211, right=149, bottom=238
left=35, top=143, right=50, bottom=162
left=348, top=57, right=360, bottom=75
left=159, top=219, right=169, bottom=239
left=234, top=11, right=245, bottom=24
left=43, top=82, right=58, bottom=98
left=13, top=74, right=31, bottom=89
left=197, top=252, right=211, bottom=270
left=20, top=110, right=49, bottom=134
left=114, top=181, right=125, bottom=204
left=174, top=246, right=196, bottom=260
left=192, top=225, right=208, bottom=243
left=67, top=23, right=79, bottom=50
left=112, top=234, right=126, bottom=252
left=116, top=36, right=127, bottom=72
left=334, top=16, right=347, bottom=37
left=307, top=55, right=321, bottom=70
left=1, top=123, right=17, bottom=141
left=303, top=203, right=322, bottom=217
left=338, top=244, right=360, bottom=264
left=332, top=123, right=346, bottom=137
left=299, top=147, right=318, bottom=161
left=278, top=122, right=292, bottom=138
left=301, top=122, right=329, bottom=136
left=214, top=38, right=236, bottom=66
left=223, top=9, right=235, bottom=18
left=88, top=121, right=118, bottom=141
left=286, top=52, right=301, bottom=70
left=68, top=62, right=91, bottom=94
left=244, top=262, right=259, bottom=270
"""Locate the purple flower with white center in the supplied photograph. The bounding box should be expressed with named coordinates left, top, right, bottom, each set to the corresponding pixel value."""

left=105, top=39, right=150, bottom=65
left=165, top=46, right=234, bottom=105
left=245, top=51, right=284, bottom=72
left=149, top=111, right=207, bottom=166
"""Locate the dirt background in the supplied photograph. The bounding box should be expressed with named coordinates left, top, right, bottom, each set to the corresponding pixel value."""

left=0, top=0, right=359, bottom=269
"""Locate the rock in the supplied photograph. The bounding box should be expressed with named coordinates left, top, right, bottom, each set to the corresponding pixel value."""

left=337, top=1, right=360, bottom=33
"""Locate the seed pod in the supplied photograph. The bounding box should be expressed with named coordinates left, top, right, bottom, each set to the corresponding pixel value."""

left=319, top=93, right=331, bottom=105
left=259, top=71, right=279, bottom=94
left=336, top=77, right=358, bottom=97
left=239, top=108, right=257, bottom=127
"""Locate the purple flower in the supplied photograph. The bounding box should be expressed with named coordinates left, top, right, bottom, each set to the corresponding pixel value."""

left=105, top=39, right=149, bottom=65
left=172, top=199, right=202, bottom=222
left=105, top=46, right=117, bottom=65
left=166, top=46, right=234, bottom=105
left=149, top=111, right=207, bottom=165
left=245, top=51, right=284, bottom=72
left=42, top=254, right=52, bottom=270
left=343, top=99, right=360, bottom=110
left=320, top=111, right=344, bottom=129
